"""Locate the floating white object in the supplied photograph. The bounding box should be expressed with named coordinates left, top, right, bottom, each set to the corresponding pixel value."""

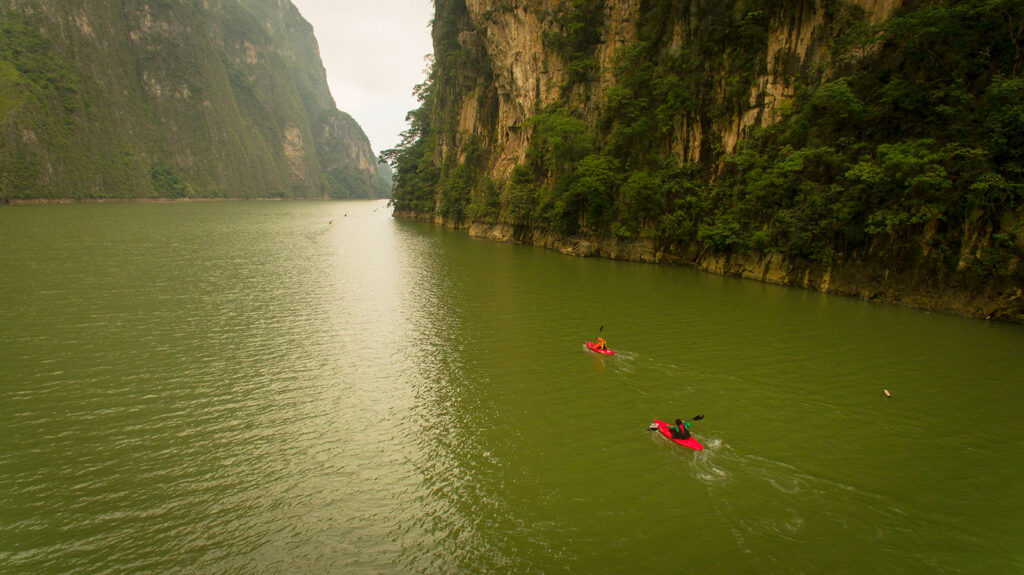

left=883, top=389, right=892, bottom=397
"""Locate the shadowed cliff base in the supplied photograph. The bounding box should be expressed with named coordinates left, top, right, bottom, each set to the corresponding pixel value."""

left=395, top=208, right=1024, bottom=324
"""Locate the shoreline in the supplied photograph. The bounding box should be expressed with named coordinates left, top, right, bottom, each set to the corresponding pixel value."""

left=2, top=197, right=279, bottom=205
left=395, top=209, right=1024, bottom=325
left=2, top=197, right=390, bottom=205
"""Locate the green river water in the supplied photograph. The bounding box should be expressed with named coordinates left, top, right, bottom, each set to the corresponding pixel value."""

left=1, top=200, right=1022, bottom=574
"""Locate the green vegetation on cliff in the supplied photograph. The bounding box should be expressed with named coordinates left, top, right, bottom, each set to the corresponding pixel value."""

left=381, top=75, right=439, bottom=212
left=0, top=0, right=387, bottom=202
left=387, top=0, right=1023, bottom=296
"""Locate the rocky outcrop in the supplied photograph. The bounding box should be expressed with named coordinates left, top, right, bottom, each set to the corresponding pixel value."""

left=442, top=0, right=900, bottom=173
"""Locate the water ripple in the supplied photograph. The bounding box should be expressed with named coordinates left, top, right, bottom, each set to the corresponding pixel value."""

left=2, top=202, right=1022, bottom=574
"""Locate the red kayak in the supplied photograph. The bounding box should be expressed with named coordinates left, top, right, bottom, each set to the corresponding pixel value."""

left=651, top=420, right=704, bottom=450
left=585, top=341, right=614, bottom=355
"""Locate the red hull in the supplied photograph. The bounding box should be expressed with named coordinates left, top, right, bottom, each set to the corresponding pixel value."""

left=653, top=420, right=704, bottom=450
left=585, top=341, right=615, bottom=355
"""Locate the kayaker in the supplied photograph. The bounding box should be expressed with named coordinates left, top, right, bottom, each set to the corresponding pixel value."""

left=668, top=418, right=691, bottom=440
left=595, top=336, right=608, bottom=351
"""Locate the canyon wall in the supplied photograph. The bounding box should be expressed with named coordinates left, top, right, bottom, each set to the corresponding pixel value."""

left=0, top=0, right=388, bottom=200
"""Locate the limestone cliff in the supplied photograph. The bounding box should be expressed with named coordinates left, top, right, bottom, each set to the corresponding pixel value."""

left=0, top=0, right=387, bottom=200
left=434, top=0, right=903, bottom=174
left=389, top=0, right=1024, bottom=322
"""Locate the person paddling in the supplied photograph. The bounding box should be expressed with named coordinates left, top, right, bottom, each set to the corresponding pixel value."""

left=668, top=418, right=691, bottom=440
left=595, top=336, right=608, bottom=351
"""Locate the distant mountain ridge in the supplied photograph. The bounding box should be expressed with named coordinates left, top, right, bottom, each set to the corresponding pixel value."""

left=0, top=0, right=390, bottom=201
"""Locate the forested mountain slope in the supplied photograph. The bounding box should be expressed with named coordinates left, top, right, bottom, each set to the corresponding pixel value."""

left=0, top=0, right=389, bottom=200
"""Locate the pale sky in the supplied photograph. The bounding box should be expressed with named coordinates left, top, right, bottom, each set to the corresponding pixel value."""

left=289, top=0, right=435, bottom=155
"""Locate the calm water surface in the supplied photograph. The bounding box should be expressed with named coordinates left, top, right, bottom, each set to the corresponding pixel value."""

left=1, top=200, right=1022, bottom=573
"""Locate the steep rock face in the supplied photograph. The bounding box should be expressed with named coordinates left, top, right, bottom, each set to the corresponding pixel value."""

left=0, top=0, right=387, bottom=200
left=447, top=0, right=899, bottom=171
left=393, top=0, right=1024, bottom=323
left=459, top=0, right=566, bottom=174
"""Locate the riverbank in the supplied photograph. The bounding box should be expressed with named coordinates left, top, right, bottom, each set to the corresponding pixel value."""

left=396, top=209, right=1024, bottom=324
left=1, top=197, right=286, bottom=205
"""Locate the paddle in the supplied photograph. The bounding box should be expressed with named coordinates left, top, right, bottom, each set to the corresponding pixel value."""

left=648, top=414, right=704, bottom=430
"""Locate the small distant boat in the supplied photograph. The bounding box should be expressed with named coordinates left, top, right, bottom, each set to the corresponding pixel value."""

left=585, top=341, right=614, bottom=355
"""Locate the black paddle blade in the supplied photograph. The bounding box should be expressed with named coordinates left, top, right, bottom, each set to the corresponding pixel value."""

left=691, top=414, right=704, bottom=421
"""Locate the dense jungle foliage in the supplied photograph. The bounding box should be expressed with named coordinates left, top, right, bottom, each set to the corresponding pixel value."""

left=386, top=0, right=1024, bottom=280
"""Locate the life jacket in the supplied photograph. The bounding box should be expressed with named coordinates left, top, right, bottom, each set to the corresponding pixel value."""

left=669, top=421, right=690, bottom=439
